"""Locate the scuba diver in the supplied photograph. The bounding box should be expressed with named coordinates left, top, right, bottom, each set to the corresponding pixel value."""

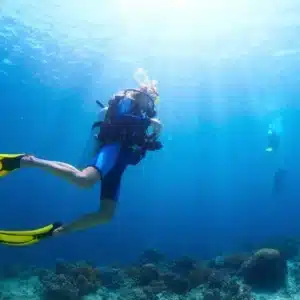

left=272, top=168, right=287, bottom=195
left=265, top=116, right=287, bottom=196
left=265, top=122, right=281, bottom=153
left=0, top=68, right=163, bottom=246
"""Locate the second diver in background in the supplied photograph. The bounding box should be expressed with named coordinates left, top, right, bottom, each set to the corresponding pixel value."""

left=266, top=116, right=287, bottom=196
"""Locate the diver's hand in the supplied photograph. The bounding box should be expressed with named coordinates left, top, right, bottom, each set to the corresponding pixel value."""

left=150, top=118, right=162, bottom=138
left=101, top=106, right=108, bottom=113
left=145, top=140, right=163, bottom=151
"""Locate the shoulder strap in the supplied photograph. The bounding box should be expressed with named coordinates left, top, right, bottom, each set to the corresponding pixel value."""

left=106, top=91, right=127, bottom=121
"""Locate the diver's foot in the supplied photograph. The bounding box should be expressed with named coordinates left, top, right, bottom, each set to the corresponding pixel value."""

left=52, top=226, right=65, bottom=236
left=20, top=155, right=37, bottom=167
left=0, top=154, right=25, bottom=177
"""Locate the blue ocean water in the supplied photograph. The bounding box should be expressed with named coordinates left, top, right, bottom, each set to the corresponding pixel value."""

left=0, top=0, right=300, bottom=269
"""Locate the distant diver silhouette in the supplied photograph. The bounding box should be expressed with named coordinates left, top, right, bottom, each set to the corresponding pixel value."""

left=272, top=168, right=287, bottom=195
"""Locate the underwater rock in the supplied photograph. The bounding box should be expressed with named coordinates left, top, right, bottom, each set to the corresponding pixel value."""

left=59, top=261, right=100, bottom=282
left=202, top=289, right=221, bottom=300
left=255, top=237, right=300, bottom=261
left=74, top=265, right=101, bottom=284
left=207, top=269, right=230, bottom=290
left=143, top=280, right=167, bottom=295
left=222, top=280, right=254, bottom=300
left=55, top=260, right=100, bottom=281
left=76, top=274, right=97, bottom=296
left=237, top=284, right=254, bottom=300
left=18, top=266, right=46, bottom=280
left=209, top=253, right=250, bottom=271
left=137, top=263, right=159, bottom=286
left=122, top=287, right=148, bottom=300
left=40, top=261, right=102, bottom=299
left=162, top=272, right=190, bottom=294
left=222, top=278, right=240, bottom=296
left=41, top=272, right=80, bottom=300
left=123, top=264, right=163, bottom=290
left=55, top=259, right=71, bottom=276
left=208, top=256, right=224, bottom=269
left=188, top=266, right=212, bottom=289
left=171, top=256, right=197, bottom=276
left=100, top=267, right=124, bottom=289
left=240, top=248, right=287, bottom=291
left=124, top=266, right=140, bottom=279
left=138, top=249, right=165, bottom=265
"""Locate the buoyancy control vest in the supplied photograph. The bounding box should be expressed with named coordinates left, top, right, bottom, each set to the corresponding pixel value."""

left=92, top=89, right=157, bottom=146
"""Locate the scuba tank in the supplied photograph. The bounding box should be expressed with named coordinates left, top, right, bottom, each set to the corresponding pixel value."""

left=78, top=103, right=106, bottom=169
left=92, top=90, right=156, bottom=146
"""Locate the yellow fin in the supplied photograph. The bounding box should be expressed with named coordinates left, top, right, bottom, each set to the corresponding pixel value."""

left=0, top=223, right=61, bottom=247
left=0, top=153, right=25, bottom=177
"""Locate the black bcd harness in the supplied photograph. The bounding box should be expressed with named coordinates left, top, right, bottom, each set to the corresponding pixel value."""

left=92, top=89, right=162, bottom=152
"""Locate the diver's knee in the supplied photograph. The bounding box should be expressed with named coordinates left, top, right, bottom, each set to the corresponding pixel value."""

left=75, top=167, right=100, bottom=188
left=98, top=209, right=115, bottom=223
left=101, top=212, right=114, bottom=223
left=101, top=217, right=113, bottom=224
left=74, top=172, right=95, bottom=188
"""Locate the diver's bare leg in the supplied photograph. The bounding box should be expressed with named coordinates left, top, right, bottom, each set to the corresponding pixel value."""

left=53, top=199, right=116, bottom=235
left=21, top=155, right=100, bottom=188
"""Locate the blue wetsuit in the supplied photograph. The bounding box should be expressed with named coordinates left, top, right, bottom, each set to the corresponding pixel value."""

left=89, top=143, right=145, bottom=201
left=88, top=96, right=151, bottom=201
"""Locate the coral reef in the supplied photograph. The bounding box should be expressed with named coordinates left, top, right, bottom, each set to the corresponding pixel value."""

left=240, top=248, right=287, bottom=292
left=0, top=276, right=42, bottom=300
left=209, top=253, right=250, bottom=272
left=1, top=241, right=300, bottom=300
left=256, top=237, right=300, bottom=260
left=138, top=249, right=165, bottom=265
left=38, top=260, right=101, bottom=300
